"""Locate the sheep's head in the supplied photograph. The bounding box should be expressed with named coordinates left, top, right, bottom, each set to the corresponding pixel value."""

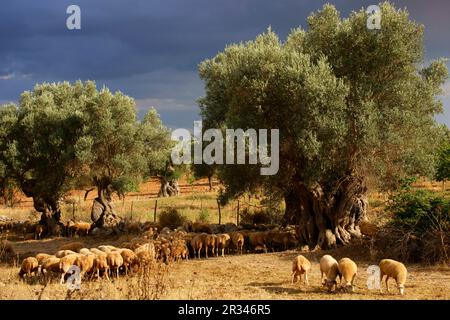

left=325, top=279, right=337, bottom=291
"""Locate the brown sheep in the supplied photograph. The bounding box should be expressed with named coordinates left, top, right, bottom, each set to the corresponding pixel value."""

left=92, top=255, right=109, bottom=280
left=192, top=222, right=213, bottom=234
left=68, top=222, right=91, bottom=237
left=55, top=249, right=78, bottom=258
left=19, top=257, right=39, bottom=278
left=35, top=253, right=54, bottom=266
left=338, top=258, right=358, bottom=293
left=204, top=234, right=216, bottom=258
left=215, top=233, right=231, bottom=257
left=291, top=255, right=311, bottom=285
left=120, top=249, right=137, bottom=275
left=230, top=232, right=244, bottom=254
left=59, top=242, right=84, bottom=253
left=59, top=254, right=80, bottom=284
left=41, top=257, right=61, bottom=281
left=34, top=225, right=45, bottom=240
left=135, top=250, right=154, bottom=267
left=107, top=251, right=124, bottom=279
left=248, top=232, right=268, bottom=253
left=74, top=254, right=95, bottom=278
left=190, top=233, right=207, bottom=259
left=379, top=259, right=408, bottom=295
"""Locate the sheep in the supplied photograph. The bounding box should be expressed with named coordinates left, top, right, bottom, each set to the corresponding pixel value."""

left=19, top=257, right=39, bottom=278
left=90, top=248, right=107, bottom=257
left=41, top=257, right=61, bottom=281
left=338, top=258, right=358, bottom=293
left=190, top=233, right=207, bottom=259
left=59, top=242, right=84, bottom=253
left=291, top=255, right=311, bottom=285
left=74, top=254, right=95, bottom=278
left=248, top=232, right=268, bottom=253
left=98, top=245, right=118, bottom=253
left=379, top=259, right=408, bottom=295
left=205, top=234, right=216, bottom=258
left=55, top=250, right=78, bottom=258
left=92, top=255, right=109, bottom=280
left=134, top=242, right=156, bottom=260
left=215, top=233, right=231, bottom=257
left=59, top=254, right=80, bottom=284
left=71, top=222, right=91, bottom=237
left=192, top=222, right=213, bottom=234
left=320, top=255, right=339, bottom=283
left=230, top=232, right=244, bottom=254
left=107, top=251, right=124, bottom=279
left=266, top=231, right=297, bottom=252
left=79, top=248, right=92, bottom=255
left=34, top=224, right=45, bottom=240
left=135, top=250, right=154, bottom=267
left=120, top=248, right=137, bottom=275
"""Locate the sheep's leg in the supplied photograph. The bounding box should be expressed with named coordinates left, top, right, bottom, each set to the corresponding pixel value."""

left=304, top=272, right=309, bottom=285
left=291, top=271, right=296, bottom=285
left=60, top=273, right=65, bottom=285
left=385, top=276, right=390, bottom=292
left=222, top=248, right=225, bottom=257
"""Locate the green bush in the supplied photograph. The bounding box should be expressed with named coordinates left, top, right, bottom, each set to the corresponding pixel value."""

left=158, top=207, right=186, bottom=230
left=388, top=189, right=450, bottom=233
left=197, top=208, right=210, bottom=222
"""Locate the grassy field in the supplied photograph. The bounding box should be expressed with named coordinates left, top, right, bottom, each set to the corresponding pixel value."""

left=0, top=177, right=449, bottom=300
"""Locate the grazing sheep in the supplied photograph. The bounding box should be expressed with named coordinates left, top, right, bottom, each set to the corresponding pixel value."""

left=192, top=222, right=213, bottom=234
left=19, top=257, right=39, bottom=278
left=291, top=255, right=311, bottom=285
left=74, top=254, right=95, bottom=278
left=35, top=253, right=54, bottom=266
left=107, top=251, right=124, bottom=279
left=320, top=255, right=339, bottom=283
left=72, top=222, right=91, bottom=237
left=55, top=250, right=77, bottom=258
left=59, top=254, right=80, bottom=284
left=79, top=248, right=92, bottom=255
left=215, top=233, right=231, bottom=257
left=90, top=248, right=107, bottom=257
left=134, top=242, right=156, bottom=260
left=266, top=231, right=297, bottom=252
left=190, top=233, right=207, bottom=259
left=41, top=257, right=61, bottom=281
left=230, top=232, right=244, bottom=254
left=59, top=242, right=84, bottom=253
left=248, top=232, right=268, bottom=253
left=379, top=259, right=408, bottom=295
left=120, top=249, right=137, bottom=275
left=205, top=234, right=216, bottom=258
left=92, top=255, right=109, bottom=280
left=338, top=258, right=358, bottom=293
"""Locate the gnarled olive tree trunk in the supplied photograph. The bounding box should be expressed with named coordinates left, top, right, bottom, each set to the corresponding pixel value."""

left=157, top=176, right=180, bottom=197
left=91, top=177, right=122, bottom=232
left=283, top=175, right=367, bottom=249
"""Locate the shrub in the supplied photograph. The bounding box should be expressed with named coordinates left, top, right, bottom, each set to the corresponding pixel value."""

left=239, top=208, right=282, bottom=225
left=196, top=209, right=209, bottom=223
left=379, top=189, right=450, bottom=264
left=158, top=208, right=186, bottom=230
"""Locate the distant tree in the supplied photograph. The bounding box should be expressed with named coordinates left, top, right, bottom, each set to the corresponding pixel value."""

left=435, top=142, right=450, bottom=189
left=0, top=81, right=172, bottom=235
left=198, top=3, right=448, bottom=248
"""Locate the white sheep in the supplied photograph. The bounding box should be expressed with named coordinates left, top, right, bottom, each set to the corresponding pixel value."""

left=379, top=259, right=408, bottom=295
left=338, top=257, right=358, bottom=293
left=291, top=255, right=311, bottom=285
left=55, top=249, right=77, bottom=258
left=320, top=255, right=341, bottom=291
left=106, top=251, right=123, bottom=279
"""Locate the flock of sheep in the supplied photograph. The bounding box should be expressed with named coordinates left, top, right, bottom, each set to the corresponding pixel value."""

left=13, top=220, right=408, bottom=296
left=292, top=254, right=408, bottom=295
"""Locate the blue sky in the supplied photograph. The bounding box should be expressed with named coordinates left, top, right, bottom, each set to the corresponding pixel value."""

left=0, top=0, right=449, bottom=128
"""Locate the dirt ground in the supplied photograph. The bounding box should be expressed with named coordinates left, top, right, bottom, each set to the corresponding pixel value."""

left=1, top=237, right=449, bottom=300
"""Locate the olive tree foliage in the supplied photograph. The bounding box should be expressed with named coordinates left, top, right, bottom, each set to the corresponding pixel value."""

left=0, top=81, right=171, bottom=234
left=198, top=3, right=448, bottom=248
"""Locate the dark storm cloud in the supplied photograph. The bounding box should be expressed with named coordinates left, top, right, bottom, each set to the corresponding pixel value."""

left=0, top=0, right=449, bottom=128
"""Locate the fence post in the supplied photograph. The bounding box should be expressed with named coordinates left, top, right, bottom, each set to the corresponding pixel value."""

left=217, top=199, right=222, bottom=225
left=130, top=200, right=134, bottom=221
left=153, top=200, right=158, bottom=222
left=236, top=200, right=240, bottom=226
